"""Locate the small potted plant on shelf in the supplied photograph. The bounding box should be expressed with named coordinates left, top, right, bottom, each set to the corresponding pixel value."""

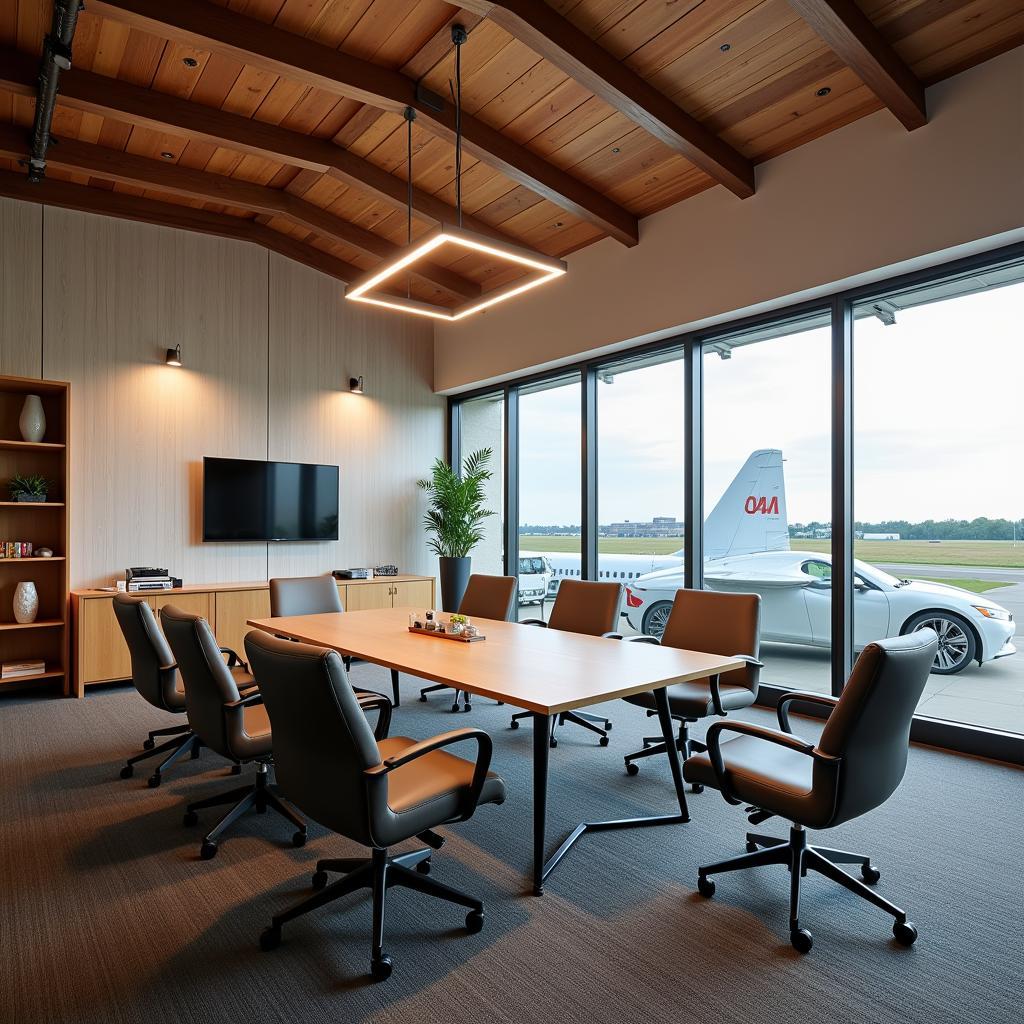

left=9, top=473, right=50, bottom=503
left=417, top=448, right=495, bottom=612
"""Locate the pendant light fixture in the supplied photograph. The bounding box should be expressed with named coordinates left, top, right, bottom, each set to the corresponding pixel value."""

left=345, top=25, right=566, bottom=321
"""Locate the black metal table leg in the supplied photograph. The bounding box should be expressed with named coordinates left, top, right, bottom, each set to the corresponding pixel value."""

left=536, top=688, right=689, bottom=892
left=533, top=711, right=550, bottom=895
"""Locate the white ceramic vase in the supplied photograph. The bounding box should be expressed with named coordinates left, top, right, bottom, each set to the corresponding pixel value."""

left=19, top=394, right=46, bottom=443
left=14, top=581, right=39, bottom=624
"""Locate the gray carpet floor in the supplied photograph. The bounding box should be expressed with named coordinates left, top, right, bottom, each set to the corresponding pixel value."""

left=2, top=661, right=1022, bottom=1024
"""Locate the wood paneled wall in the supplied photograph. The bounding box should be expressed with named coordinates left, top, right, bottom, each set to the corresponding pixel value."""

left=0, top=198, right=443, bottom=589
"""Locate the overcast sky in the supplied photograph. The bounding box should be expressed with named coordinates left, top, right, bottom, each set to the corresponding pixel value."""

left=518, top=281, right=1023, bottom=526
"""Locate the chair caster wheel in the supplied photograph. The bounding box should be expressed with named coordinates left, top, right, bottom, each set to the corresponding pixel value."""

left=200, top=840, right=218, bottom=860
left=893, top=921, right=918, bottom=946
left=510, top=719, right=519, bottom=730
left=371, top=955, right=393, bottom=981
left=790, top=928, right=813, bottom=953
left=120, top=764, right=134, bottom=779
left=230, top=764, right=242, bottom=775
left=465, top=909, right=484, bottom=934
left=416, top=859, right=431, bottom=875
left=549, top=737, right=558, bottom=749
left=599, top=736, right=610, bottom=747
left=451, top=704, right=460, bottom=713
left=690, top=783, right=704, bottom=794
left=183, top=810, right=199, bottom=827
left=697, top=875, right=715, bottom=898
left=147, top=773, right=161, bottom=789
left=419, top=694, right=428, bottom=702
left=604, top=722, right=612, bottom=732
left=260, top=927, right=281, bottom=952
left=311, top=870, right=328, bottom=890
left=625, top=762, right=639, bottom=776
left=861, top=862, right=881, bottom=883
left=746, top=840, right=758, bottom=853
left=463, top=703, right=472, bottom=712
left=143, top=738, right=155, bottom=750
left=292, top=830, right=307, bottom=848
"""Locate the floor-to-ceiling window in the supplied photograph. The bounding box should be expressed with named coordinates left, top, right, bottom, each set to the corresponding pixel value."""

left=853, top=267, right=1024, bottom=733
left=517, top=375, right=581, bottom=622
left=457, top=392, right=505, bottom=579
left=596, top=350, right=685, bottom=636
left=701, top=313, right=833, bottom=693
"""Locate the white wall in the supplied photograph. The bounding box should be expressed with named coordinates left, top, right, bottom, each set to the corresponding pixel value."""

left=434, top=46, right=1024, bottom=393
left=0, top=201, right=444, bottom=588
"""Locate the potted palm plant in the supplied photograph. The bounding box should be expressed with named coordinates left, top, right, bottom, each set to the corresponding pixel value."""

left=418, top=448, right=496, bottom=611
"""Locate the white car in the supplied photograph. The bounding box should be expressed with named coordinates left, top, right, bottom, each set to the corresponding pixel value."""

left=624, top=551, right=1016, bottom=675
left=517, top=555, right=551, bottom=606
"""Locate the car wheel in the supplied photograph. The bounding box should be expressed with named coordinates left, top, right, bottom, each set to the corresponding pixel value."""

left=904, top=611, right=976, bottom=674
left=641, top=601, right=674, bottom=640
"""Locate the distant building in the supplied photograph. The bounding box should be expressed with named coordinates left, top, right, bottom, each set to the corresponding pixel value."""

left=603, top=516, right=684, bottom=538
left=862, top=532, right=901, bottom=541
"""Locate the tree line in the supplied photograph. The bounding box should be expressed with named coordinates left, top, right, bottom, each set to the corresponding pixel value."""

left=791, top=518, right=1024, bottom=541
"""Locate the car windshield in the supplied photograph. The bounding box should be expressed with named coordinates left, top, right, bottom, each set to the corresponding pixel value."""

left=855, top=558, right=901, bottom=587
left=520, top=558, right=545, bottom=574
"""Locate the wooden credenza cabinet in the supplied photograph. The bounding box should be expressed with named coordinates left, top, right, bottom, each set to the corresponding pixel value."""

left=71, top=575, right=435, bottom=697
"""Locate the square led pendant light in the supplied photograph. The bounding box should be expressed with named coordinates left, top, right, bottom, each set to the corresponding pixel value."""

left=345, top=224, right=567, bottom=321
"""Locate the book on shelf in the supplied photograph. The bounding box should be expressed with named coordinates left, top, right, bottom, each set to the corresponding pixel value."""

left=2, top=660, right=46, bottom=679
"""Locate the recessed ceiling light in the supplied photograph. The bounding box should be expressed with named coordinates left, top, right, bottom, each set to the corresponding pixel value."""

left=160, top=151, right=175, bottom=159
left=182, top=56, right=198, bottom=68
left=611, top=147, right=620, bottom=154
left=816, top=87, right=832, bottom=97
left=720, top=43, right=731, bottom=52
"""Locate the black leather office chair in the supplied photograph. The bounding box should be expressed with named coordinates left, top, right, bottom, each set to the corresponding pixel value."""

left=112, top=593, right=252, bottom=788
left=270, top=573, right=398, bottom=706
left=244, top=630, right=506, bottom=981
left=161, top=605, right=313, bottom=859
left=620, top=589, right=761, bottom=783
left=420, top=573, right=518, bottom=712
left=509, top=579, right=624, bottom=747
left=684, top=629, right=938, bottom=952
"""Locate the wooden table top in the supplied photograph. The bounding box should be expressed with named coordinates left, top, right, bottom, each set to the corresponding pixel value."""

left=246, top=607, right=743, bottom=716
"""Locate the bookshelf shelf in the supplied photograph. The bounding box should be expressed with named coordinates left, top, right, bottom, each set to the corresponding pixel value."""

left=0, top=375, right=69, bottom=695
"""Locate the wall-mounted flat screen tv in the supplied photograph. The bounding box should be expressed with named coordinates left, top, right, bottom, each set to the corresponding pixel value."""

left=202, top=457, right=339, bottom=542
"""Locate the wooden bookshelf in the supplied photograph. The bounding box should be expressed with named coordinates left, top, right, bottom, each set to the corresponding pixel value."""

left=0, top=376, right=70, bottom=696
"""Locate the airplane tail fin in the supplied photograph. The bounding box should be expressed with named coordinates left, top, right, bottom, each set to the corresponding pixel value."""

left=704, top=449, right=789, bottom=559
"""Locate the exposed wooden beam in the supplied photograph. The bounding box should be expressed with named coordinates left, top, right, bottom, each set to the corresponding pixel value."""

left=786, top=0, right=926, bottom=129
left=0, top=46, right=513, bottom=249
left=88, top=0, right=640, bottom=245
left=0, top=123, right=478, bottom=300
left=0, top=169, right=361, bottom=284
left=457, top=1, right=754, bottom=199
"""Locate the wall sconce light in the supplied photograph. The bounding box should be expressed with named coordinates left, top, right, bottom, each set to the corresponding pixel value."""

left=165, top=345, right=182, bottom=367
left=349, top=376, right=364, bottom=394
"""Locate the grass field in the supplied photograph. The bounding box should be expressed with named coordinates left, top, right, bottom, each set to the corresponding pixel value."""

left=518, top=536, right=1024, bottom=568
left=913, top=577, right=1014, bottom=594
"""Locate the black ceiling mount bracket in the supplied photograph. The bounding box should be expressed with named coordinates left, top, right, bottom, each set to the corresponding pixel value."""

left=451, top=23, right=468, bottom=46
left=414, top=81, right=446, bottom=114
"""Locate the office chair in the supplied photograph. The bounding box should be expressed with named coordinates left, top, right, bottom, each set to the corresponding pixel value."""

left=509, top=579, right=624, bottom=747
left=161, top=604, right=309, bottom=859
left=685, top=629, right=938, bottom=953
left=419, top=573, right=517, bottom=711
left=112, top=593, right=253, bottom=788
left=244, top=631, right=506, bottom=981
left=269, top=574, right=397, bottom=706
left=620, top=589, right=762, bottom=784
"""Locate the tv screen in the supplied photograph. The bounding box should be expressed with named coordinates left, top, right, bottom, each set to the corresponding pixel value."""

left=202, top=457, right=339, bottom=542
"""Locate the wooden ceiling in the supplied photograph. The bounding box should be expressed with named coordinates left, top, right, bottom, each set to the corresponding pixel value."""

left=0, top=0, right=1020, bottom=311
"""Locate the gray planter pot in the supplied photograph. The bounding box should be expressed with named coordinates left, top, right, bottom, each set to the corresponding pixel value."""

left=16, top=493, right=46, bottom=503
left=438, top=556, right=471, bottom=612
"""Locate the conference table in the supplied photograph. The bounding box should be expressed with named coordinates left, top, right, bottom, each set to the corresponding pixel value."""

left=247, top=607, right=743, bottom=894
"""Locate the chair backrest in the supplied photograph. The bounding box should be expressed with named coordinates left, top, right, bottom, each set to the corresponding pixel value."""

left=160, top=605, right=243, bottom=758
left=112, top=594, right=179, bottom=711
left=269, top=574, right=344, bottom=617
left=659, top=589, right=761, bottom=695
left=458, top=574, right=517, bottom=622
left=244, top=630, right=381, bottom=844
left=546, top=579, right=623, bottom=636
left=816, top=629, right=938, bottom=826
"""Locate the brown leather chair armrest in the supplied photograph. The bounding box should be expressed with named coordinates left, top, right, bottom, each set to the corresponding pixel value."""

left=365, top=728, right=494, bottom=815
left=224, top=691, right=264, bottom=711
left=602, top=631, right=624, bottom=639
left=355, top=692, right=393, bottom=741
left=621, top=634, right=660, bottom=644
left=219, top=646, right=247, bottom=670
left=776, top=691, right=840, bottom=733
left=704, top=720, right=838, bottom=806
left=520, top=618, right=547, bottom=628
left=708, top=654, right=764, bottom=716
